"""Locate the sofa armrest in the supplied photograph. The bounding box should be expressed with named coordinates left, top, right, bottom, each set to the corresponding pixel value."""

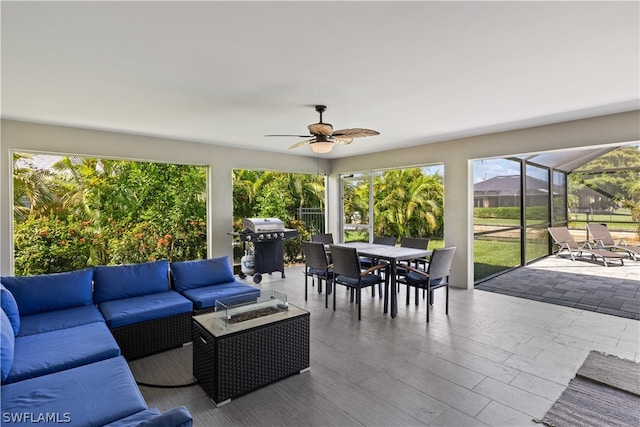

left=104, top=406, right=192, bottom=427
left=136, top=407, right=193, bottom=427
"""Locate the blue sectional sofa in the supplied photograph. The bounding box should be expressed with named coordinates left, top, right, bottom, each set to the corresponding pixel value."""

left=0, top=256, right=260, bottom=426
left=93, top=260, right=193, bottom=360
left=0, top=275, right=192, bottom=426
left=171, top=256, right=261, bottom=314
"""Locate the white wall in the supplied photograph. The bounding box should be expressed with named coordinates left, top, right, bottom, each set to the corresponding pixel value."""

left=2, top=111, right=639, bottom=284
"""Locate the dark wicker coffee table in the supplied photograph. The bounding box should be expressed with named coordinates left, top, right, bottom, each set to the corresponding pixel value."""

left=192, top=303, right=310, bottom=406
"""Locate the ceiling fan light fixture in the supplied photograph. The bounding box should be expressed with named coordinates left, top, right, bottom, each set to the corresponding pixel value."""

left=310, top=141, right=334, bottom=154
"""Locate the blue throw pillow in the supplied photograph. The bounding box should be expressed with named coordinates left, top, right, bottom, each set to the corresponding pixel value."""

left=93, top=260, right=170, bottom=304
left=171, top=257, right=235, bottom=292
left=1, top=269, right=94, bottom=316
left=1, top=309, right=15, bottom=381
left=0, top=284, right=20, bottom=335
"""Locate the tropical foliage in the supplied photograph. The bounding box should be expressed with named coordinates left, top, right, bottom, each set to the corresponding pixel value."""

left=569, top=146, right=640, bottom=213
left=232, top=168, right=445, bottom=261
left=13, top=154, right=207, bottom=275
left=13, top=154, right=446, bottom=274
left=345, top=168, right=445, bottom=239
left=232, top=170, right=326, bottom=262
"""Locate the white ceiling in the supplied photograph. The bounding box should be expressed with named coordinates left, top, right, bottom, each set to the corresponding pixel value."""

left=2, top=1, right=639, bottom=159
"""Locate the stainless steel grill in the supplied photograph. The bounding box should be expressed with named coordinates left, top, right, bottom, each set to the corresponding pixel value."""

left=231, top=218, right=299, bottom=283
left=243, top=217, right=284, bottom=233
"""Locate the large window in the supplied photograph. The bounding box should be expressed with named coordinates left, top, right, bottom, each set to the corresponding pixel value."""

left=473, top=158, right=522, bottom=281
left=340, top=166, right=444, bottom=245
left=13, top=153, right=208, bottom=275
left=231, top=169, right=326, bottom=264
left=568, top=145, right=640, bottom=245
left=524, top=164, right=550, bottom=263
left=474, top=144, right=640, bottom=283
left=552, top=170, right=568, bottom=226
left=341, top=173, right=372, bottom=242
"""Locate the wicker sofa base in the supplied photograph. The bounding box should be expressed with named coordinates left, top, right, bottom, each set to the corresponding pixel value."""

left=110, top=311, right=192, bottom=360
left=193, top=311, right=310, bottom=406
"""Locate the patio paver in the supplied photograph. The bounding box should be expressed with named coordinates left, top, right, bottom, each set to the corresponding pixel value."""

left=476, top=256, right=640, bottom=320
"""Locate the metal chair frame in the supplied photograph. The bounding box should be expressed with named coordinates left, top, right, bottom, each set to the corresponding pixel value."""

left=403, top=246, right=456, bottom=322
left=329, top=244, right=389, bottom=320
left=301, top=241, right=333, bottom=308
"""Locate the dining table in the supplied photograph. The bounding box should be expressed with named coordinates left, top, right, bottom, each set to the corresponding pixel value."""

left=335, top=242, right=431, bottom=318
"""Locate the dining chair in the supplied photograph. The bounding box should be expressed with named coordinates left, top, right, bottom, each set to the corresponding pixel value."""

left=396, top=237, right=430, bottom=296
left=403, top=246, right=456, bottom=322
left=329, top=244, right=389, bottom=320
left=311, top=232, right=334, bottom=264
left=301, top=241, right=334, bottom=308
left=311, top=233, right=334, bottom=244
left=360, top=236, right=397, bottom=298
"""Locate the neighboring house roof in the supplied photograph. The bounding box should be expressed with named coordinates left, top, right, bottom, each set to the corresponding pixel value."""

left=474, top=175, right=550, bottom=196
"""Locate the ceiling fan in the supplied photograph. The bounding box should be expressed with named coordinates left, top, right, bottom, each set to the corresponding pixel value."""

left=266, top=105, right=380, bottom=154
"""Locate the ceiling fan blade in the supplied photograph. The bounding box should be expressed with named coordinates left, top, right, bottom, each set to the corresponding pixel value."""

left=288, top=138, right=316, bottom=149
left=333, top=136, right=353, bottom=145
left=332, top=128, right=380, bottom=138
left=266, top=134, right=313, bottom=138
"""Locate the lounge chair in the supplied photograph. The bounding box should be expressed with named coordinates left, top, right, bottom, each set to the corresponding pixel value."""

left=586, top=223, right=640, bottom=261
left=547, top=227, right=626, bottom=267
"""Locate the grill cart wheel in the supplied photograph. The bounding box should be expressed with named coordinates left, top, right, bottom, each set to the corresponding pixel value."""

left=253, top=273, right=262, bottom=284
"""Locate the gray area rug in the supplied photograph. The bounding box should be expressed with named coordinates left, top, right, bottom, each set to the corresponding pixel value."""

left=535, top=351, right=640, bottom=427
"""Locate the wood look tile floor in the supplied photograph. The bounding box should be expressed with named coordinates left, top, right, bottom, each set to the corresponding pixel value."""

left=130, top=258, right=640, bottom=426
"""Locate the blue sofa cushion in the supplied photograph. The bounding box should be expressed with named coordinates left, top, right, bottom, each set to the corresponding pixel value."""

left=0, top=284, right=20, bottom=335
left=4, top=322, right=120, bottom=384
left=104, top=407, right=193, bottom=427
left=1, top=269, right=93, bottom=315
left=98, top=291, right=192, bottom=328
left=18, top=305, right=105, bottom=337
left=1, top=356, right=147, bottom=426
left=181, top=282, right=260, bottom=310
left=94, top=260, right=170, bottom=304
left=1, top=310, right=14, bottom=381
left=171, top=257, right=235, bottom=292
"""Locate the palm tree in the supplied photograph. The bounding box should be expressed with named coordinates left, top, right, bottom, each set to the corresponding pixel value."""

left=12, top=153, right=58, bottom=221
left=374, top=168, right=443, bottom=238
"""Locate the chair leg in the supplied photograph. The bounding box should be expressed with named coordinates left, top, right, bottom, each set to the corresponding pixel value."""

left=325, top=280, right=329, bottom=309
left=426, top=284, right=430, bottom=323
left=318, top=278, right=323, bottom=293
left=406, top=284, right=410, bottom=305
left=445, top=285, right=449, bottom=315
left=357, top=288, right=362, bottom=320
left=305, top=273, right=308, bottom=301
left=333, top=284, right=337, bottom=312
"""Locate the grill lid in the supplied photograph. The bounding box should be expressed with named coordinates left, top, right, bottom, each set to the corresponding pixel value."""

left=243, top=218, right=285, bottom=233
